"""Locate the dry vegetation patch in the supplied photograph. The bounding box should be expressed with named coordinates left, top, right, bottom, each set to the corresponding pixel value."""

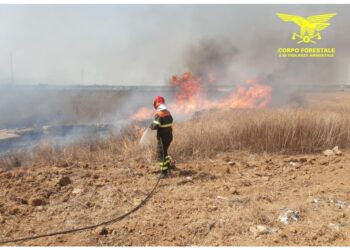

left=171, top=107, right=350, bottom=158
left=2, top=105, right=350, bottom=169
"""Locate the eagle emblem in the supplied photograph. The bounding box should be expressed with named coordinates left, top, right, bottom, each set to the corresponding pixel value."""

left=277, top=13, right=337, bottom=44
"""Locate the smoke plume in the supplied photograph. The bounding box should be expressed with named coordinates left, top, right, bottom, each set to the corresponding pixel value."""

left=1, top=4, right=350, bottom=153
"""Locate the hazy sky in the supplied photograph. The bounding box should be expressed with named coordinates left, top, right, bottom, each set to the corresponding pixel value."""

left=0, top=4, right=348, bottom=85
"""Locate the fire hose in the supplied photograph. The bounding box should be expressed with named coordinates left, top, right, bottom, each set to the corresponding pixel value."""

left=0, top=174, right=161, bottom=245
left=0, top=129, right=165, bottom=245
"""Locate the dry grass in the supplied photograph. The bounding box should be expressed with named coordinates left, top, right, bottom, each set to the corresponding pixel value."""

left=4, top=126, right=156, bottom=169
left=0, top=153, right=23, bottom=170
left=170, top=107, right=350, bottom=159
left=2, top=104, right=350, bottom=168
left=21, top=105, right=350, bottom=166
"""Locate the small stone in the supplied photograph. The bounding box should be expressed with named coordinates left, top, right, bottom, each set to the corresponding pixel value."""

left=307, top=197, right=320, bottom=204
left=289, top=162, right=301, bottom=168
left=323, top=149, right=335, bottom=157
left=249, top=225, right=277, bottom=236
left=9, top=207, right=20, bottom=215
left=35, top=206, right=45, bottom=211
left=72, top=188, right=83, bottom=194
left=185, top=176, right=193, bottom=181
left=99, top=227, right=109, bottom=235
left=96, top=183, right=104, bottom=188
left=280, top=233, right=288, bottom=239
left=228, top=161, right=235, bottom=166
left=328, top=223, right=346, bottom=231
left=283, top=157, right=297, bottom=163
left=321, top=160, right=330, bottom=166
left=29, top=197, right=46, bottom=207
left=208, top=221, right=216, bottom=230
left=208, top=205, right=218, bottom=212
left=246, top=161, right=257, bottom=168
left=17, top=197, right=28, bottom=205
left=329, top=198, right=348, bottom=209
left=85, top=201, right=93, bottom=207
left=265, top=158, right=272, bottom=163
left=58, top=176, right=71, bottom=186
left=333, top=146, right=342, bottom=155
left=261, top=176, right=270, bottom=181
left=299, top=157, right=308, bottom=163
left=230, top=188, right=239, bottom=195
left=278, top=209, right=299, bottom=224
left=241, top=180, right=252, bottom=187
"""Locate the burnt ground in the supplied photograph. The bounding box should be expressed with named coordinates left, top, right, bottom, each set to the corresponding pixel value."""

left=0, top=150, right=349, bottom=246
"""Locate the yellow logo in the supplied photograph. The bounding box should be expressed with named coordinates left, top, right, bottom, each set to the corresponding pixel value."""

left=277, top=13, right=336, bottom=44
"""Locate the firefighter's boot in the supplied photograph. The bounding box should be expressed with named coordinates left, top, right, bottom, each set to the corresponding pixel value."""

left=166, top=155, right=176, bottom=170
left=159, top=162, right=168, bottom=179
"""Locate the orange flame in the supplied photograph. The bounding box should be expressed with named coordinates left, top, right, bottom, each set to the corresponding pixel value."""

left=131, top=72, right=272, bottom=121
left=217, top=79, right=272, bottom=109
left=131, top=107, right=154, bottom=121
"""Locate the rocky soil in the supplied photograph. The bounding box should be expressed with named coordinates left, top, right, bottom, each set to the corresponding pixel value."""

left=0, top=149, right=349, bottom=246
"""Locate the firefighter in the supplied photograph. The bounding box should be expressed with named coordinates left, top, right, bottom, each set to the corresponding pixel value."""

left=150, top=96, right=173, bottom=178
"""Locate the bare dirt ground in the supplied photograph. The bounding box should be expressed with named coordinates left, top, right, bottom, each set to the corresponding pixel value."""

left=0, top=149, right=349, bottom=246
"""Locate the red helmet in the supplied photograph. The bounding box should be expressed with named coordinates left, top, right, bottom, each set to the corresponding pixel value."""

left=153, top=96, right=165, bottom=109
